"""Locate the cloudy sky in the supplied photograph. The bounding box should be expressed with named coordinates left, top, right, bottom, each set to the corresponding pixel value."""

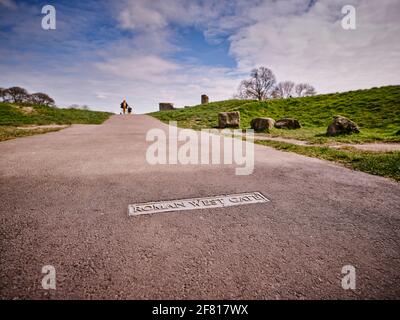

left=0, top=0, right=399, bottom=113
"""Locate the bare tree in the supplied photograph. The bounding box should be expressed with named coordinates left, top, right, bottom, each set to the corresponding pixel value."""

left=29, top=92, right=55, bottom=106
left=273, top=81, right=295, bottom=99
left=7, top=86, right=29, bottom=103
left=295, top=83, right=316, bottom=97
left=237, top=67, right=276, bottom=100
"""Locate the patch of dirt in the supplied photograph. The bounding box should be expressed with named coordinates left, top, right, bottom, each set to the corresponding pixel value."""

left=248, top=133, right=400, bottom=152
left=253, top=134, right=309, bottom=145
left=21, top=106, right=35, bottom=114
left=16, top=125, right=69, bottom=130
left=331, top=143, right=400, bottom=152
left=12, top=105, right=37, bottom=114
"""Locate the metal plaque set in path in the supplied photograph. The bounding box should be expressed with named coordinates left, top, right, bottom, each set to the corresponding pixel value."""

left=128, top=192, right=269, bottom=216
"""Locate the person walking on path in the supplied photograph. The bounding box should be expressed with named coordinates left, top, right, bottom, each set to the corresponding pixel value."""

left=120, top=99, right=129, bottom=115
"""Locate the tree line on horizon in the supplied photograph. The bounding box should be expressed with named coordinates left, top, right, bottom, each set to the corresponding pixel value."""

left=0, top=86, right=55, bottom=106
left=235, top=66, right=316, bottom=100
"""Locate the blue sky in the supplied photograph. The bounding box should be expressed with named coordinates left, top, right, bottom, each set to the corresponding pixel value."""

left=0, top=0, right=399, bottom=113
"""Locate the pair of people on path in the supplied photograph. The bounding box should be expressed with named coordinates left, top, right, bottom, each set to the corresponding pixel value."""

left=120, top=99, right=132, bottom=114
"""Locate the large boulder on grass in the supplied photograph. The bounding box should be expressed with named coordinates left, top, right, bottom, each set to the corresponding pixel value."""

left=250, top=117, right=275, bottom=131
left=274, top=118, right=301, bottom=129
left=218, top=111, right=240, bottom=128
left=326, top=115, right=359, bottom=136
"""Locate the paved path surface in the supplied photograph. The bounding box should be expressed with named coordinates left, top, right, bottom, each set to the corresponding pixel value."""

left=1, top=115, right=399, bottom=299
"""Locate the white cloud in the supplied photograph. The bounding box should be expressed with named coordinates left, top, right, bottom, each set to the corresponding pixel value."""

left=228, top=0, right=400, bottom=93
left=96, top=93, right=107, bottom=99
left=95, top=54, right=180, bottom=83
left=100, top=0, right=400, bottom=106
left=117, top=0, right=220, bottom=31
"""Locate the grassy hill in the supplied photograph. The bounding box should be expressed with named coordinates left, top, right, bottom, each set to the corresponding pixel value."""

left=0, top=102, right=112, bottom=141
left=150, top=85, right=400, bottom=143
left=150, top=85, right=400, bottom=180
left=0, top=102, right=112, bottom=126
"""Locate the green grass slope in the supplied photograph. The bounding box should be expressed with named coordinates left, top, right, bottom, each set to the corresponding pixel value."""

left=0, top=102, right=112, bottom=126
left=256, top=140, right=400, bottom=181
left=149, top=85, right=400, bottom=143
left=0, top=102, right=112, bottom=141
